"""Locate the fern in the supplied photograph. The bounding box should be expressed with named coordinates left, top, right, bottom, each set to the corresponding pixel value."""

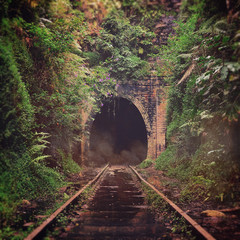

left=26, top=132, right=51, bottom=166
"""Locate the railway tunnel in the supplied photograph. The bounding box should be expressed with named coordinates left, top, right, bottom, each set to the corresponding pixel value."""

left=88, top=97, right=148, bottom=166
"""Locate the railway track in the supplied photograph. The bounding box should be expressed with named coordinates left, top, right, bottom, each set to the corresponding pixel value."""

left=25, top=164, right=216, bottom=240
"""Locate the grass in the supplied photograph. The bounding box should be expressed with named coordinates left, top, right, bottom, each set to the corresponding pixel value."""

left=138, top=159, right=154, bottom=169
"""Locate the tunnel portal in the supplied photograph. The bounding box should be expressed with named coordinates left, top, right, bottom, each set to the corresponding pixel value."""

left=89, top=97, right=148, bottom=166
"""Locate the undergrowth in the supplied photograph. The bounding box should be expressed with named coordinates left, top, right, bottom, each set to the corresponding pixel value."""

left=155, top=0, right=240, bottom=203
left=57, top=149, right=82, bottom=175
left=138, top=158, right=154, bottom=169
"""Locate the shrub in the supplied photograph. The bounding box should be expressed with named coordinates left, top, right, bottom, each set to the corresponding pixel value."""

left=95, top=10, right=155, bottom=81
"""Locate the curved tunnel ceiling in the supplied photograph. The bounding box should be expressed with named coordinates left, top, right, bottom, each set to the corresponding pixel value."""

left=89, top=97, right=148, bottom=166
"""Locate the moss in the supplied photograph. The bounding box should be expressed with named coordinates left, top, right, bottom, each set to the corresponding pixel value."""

left=57, top=149, right=82, bottom=175
left=139, top=158, right=153, bottom=169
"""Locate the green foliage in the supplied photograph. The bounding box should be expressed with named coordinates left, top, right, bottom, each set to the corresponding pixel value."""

left=95, top=10, right=155, bottom=81
left=0, top=151, right=64, bottom=227
left=157, top=13, right=201, bottom=81
left=57, top=149, right=82, bottom=175
left=170, top=213, right=195, bottom=239
left=83, top=51, right=101, bottom=67
left=156, top=1, right=240, bottom=202
left=142, top=183, right=168, bottom=210
left=156, top=147, right=192, bottom=182
left=191, top=142, right=240, bottom=200
left=180, top=175, right=214, bottom=203
left=139, top=158, right=153, bottom=169
left=0, top=131, right=62, bottom=219
left=181, top=0, right=227, bottom=18
left=137, top=9, right=164, bottom=30
left=0, top=26, right=34, bottom=151
left=28, top=132, right=51, bottom=165
left=24, top=21, right=73, bottom=54
left=155, top=145, right=176, bottom=171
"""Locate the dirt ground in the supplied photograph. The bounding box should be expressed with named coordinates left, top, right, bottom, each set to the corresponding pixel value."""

left=136, top=164, right=240, bottom=240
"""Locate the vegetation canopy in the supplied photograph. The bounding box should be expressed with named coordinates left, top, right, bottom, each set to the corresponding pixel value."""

left=0, top=0, right=239, bottom=238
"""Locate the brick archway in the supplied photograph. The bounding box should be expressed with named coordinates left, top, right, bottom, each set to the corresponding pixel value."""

left=80, top=78, right=167, bottom=165
left=115, top=79, right=167, bottom=160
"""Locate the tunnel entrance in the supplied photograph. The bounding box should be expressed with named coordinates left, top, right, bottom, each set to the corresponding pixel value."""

left=89, top=97, right=148, bottom=166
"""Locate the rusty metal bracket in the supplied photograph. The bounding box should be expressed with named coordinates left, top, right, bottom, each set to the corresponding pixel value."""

left=25, top=164, right=109, bottom=240
left=129, top=165, right=216, bottom=240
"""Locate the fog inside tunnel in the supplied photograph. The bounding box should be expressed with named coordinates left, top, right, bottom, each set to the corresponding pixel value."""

left=89, top=97, right=148, bottom=166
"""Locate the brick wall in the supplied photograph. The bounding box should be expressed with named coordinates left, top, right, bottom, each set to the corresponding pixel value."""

left=81, top=75, right=168, bottom=163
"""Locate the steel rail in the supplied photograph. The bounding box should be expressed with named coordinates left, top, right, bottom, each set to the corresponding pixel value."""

left=25, top=164, right=109, bottom=240
left=129, top=165, right=216, bottom=240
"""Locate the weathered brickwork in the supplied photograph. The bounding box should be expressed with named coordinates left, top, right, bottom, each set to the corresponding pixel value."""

left=119, top=75, right=168, bottom=159
left=81, top=74, right=168, bottom=163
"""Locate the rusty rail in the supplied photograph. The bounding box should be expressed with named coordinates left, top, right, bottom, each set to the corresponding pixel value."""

left=129, top=165, right=216, bottom=240
left=25, top=164, right=109, bottom=240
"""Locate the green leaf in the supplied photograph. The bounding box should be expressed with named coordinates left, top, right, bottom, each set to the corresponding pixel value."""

left=226, top=62, right=240, bottom=73
left=138, top=47, right=144, bottom=54
left=31, top=155, right=51, bottom=164
left=221, top=66, right=228, bottom=80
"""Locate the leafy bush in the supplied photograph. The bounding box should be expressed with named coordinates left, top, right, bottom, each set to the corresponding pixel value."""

left=180, top=0, right=227, bottom=18
left=180, top=175, right=214, bottom=203
left=191, top=141, right=240, bottom=200
left=0, top=34, right=34, bottom=151
left=0, top=150, right=64, bottom=227
left=155, top=145, right=176, bottom=171
left=83, top=51, right=101, bottom=67
left=95, top=10, right=155, bottom=81
left=157, top=13, right=201, bottom=82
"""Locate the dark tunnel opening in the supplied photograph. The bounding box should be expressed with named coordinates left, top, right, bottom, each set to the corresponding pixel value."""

left=88, top=97, right=148, bottom=166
